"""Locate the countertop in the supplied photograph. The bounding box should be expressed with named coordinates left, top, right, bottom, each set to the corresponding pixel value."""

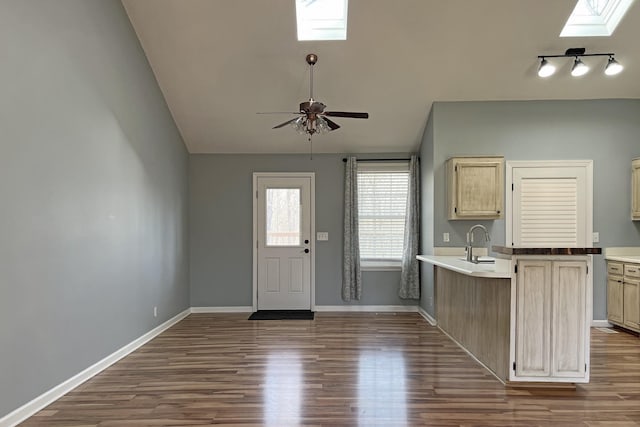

left=605, top=255, right=640, bottom=263
left=492, top=246, right=602, bottom=255
left=416, top=255, right=512, bottom=278
left=604, top=247, right=640, bottom=263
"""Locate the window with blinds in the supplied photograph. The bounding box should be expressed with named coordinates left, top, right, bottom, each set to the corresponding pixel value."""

left=357, top=163, right=409, bottom=266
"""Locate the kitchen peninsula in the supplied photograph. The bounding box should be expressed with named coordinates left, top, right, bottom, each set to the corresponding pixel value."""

left=418, top=245, right=602, bottom=385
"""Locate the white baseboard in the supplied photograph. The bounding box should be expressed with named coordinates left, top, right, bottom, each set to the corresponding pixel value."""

left=190, top=306, right=253, bottom=313
left=417, top=306, right=437, bottom=326
left=314, top=305, right=418, bottom=312
left=0, top=308, right=191, bottom=427
left=591, top=320, right=613, bottom=328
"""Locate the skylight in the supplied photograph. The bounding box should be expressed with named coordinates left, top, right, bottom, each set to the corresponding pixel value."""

left=296, top=0, right=348, bottom=41
left=560, top=0, right=634, bottom=37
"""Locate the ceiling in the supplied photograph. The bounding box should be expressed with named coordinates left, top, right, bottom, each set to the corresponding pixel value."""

left=122, top=0, right=640, bottom=154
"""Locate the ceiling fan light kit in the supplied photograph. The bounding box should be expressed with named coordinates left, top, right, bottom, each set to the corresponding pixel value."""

left=260, top=53, right=369, bottom=144
left=537, top=48, right=623, bottom=78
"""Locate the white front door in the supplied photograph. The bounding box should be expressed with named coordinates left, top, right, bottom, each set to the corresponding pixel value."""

left=254, top=174, right=313, bottom=310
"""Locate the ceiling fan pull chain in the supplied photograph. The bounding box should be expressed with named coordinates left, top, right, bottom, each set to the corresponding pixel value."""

left=309, top=135, right=313, bottom=160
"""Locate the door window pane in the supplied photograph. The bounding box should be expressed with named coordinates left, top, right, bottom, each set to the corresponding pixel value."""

left=266, top=188, right=301, bottom=246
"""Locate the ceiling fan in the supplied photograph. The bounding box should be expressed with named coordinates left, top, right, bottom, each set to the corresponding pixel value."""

left=260, top=54, right=369, bottom=139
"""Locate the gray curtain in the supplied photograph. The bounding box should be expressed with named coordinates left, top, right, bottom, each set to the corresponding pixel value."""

left=399, top=155, right=420, bottom=299
left=342, top=156, right=362, bottom=301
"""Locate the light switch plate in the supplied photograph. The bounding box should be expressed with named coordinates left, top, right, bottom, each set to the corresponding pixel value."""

left=443, top=232, right=450, bottom=243
left=317, top=232, right=329, bottom=241
left=592, top=232, right=599, bottom=243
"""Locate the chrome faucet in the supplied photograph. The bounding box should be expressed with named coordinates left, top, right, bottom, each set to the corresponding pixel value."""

left=466, top=224, right=491, bottom=263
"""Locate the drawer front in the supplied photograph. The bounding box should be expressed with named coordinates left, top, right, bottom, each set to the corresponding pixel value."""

left=607, top=262, right=624, bottom=276
left=625, top=263, right=640, bottom=279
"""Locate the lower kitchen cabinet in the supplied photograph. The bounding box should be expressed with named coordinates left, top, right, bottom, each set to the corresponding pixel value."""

left=607, top=276, right=623, bottom=324
left=514, top=258, right=589, bottom=382
left=623, top=279, right=640, bottom=330
left=607, top=260, right=640, bottom=333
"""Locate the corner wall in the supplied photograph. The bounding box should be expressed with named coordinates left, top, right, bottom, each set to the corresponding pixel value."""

left=419, top=110, right=435, bottom=315
left=0, top=0, right=189, bottom=417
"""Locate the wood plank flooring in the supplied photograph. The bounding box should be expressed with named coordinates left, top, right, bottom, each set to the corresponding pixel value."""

left=20, top=313, right=640, bottom=426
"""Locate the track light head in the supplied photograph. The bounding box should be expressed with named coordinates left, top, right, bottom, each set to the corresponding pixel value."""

left=571, top=57, right=589, bottom=77
left=538, top=58, right=556, bottom=78
left=605, top=56, right=623, bottom=76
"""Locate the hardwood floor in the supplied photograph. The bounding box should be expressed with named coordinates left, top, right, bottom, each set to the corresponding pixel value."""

left=21, top=313, right=640, bottom=426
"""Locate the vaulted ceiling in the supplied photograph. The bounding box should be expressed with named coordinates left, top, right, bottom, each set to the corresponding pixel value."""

left=122, top=0, right=640, bottom=154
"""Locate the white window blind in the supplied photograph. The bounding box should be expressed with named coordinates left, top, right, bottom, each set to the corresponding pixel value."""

left=357, top=163, right=409, bottom=262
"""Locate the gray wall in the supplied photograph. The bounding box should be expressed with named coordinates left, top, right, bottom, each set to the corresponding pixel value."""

left=419, top=110, right=435, bottom=314
left=419, top=99, right=640, bottom=319
left=0, top=0, right=189, bottom=417
left=189, top=154, right=418, bottom=307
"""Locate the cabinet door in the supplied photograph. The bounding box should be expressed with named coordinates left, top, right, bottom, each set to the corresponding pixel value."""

left=632, top=159, right=640, bottom=220
left=515, top=260, right=551, bottom=377
left=607, top=276, right=624, bottom=324
left=551, top=261, right=587, bottom=378
left=456, top=161, right=503, bottom=217
left=623, top=279, right=640, bottom=330
left=447, top=157, right=504, bottom=220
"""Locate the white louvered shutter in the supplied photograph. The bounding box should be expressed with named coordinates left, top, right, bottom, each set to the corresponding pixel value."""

left=512, top=166, right=588, bottom=247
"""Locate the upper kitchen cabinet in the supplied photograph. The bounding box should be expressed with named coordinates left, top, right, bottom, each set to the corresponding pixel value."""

left=632, top=158, right=640, bottom=220
left=447, top=156, right=504, bottom=220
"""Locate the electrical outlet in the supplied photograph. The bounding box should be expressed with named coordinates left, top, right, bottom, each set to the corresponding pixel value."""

left=592, top=232, right=599, bottom=243
left=153, top=306, right=157, bottom=317
left=443, top=232, right=450, bottom=242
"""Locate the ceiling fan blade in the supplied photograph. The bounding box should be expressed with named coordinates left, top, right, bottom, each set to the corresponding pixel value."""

left=324, top=111, right=369, bottom=119
left=272, top=117, right=300, bottom=129
left=322, top=117, right=341, bottom=131
left=257, top=112, right=300, bottom=115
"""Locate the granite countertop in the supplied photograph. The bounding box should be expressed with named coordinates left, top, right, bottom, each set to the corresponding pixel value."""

left=492, top=246, right=602, bottom=256
left=416, top=255, right=511, bottom=279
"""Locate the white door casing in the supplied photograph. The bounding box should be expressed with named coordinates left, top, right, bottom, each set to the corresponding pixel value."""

left=507, top=160, right=593, bottom=247
left=252, top=173, right=315, bottom=311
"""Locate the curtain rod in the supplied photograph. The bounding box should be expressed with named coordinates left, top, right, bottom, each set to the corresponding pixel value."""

left=342, top=157, right=415, bottom=163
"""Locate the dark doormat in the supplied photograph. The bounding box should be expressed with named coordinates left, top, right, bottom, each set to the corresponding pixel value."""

left=248, top=310, right=314, bottom=320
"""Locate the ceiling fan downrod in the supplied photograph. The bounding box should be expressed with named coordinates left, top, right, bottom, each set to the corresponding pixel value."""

left=306, top=53, right=317, bottom=101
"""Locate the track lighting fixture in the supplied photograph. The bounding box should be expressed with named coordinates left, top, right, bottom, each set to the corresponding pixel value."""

left=537, top=48, right=623, bottom=78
